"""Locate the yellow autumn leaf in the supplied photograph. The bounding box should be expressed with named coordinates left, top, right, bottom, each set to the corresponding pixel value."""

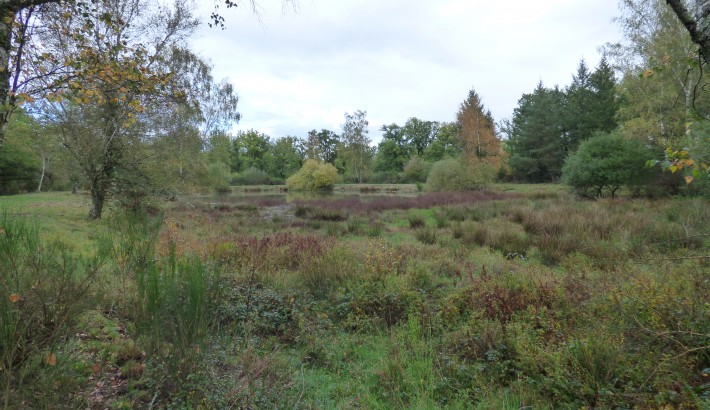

left=643, top=70, right=654, bottom=78
left=684, top=176, right=694, bottom=184
left=668, top=165, right=678, bottom=173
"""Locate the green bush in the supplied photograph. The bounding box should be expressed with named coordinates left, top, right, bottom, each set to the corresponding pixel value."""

left=286, top=159, right=338, bottom=191
left=562, top=132, right=656, bottom=198
left=232, top=167, right=276, bottom=186
left=425, top=158, right=493, bottom=192
left=206, top=162, right=232, bottom=193
left=402, top=156, right=430, bottom=183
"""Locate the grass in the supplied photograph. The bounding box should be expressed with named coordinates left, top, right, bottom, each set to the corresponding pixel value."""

left=0, top=184, right=708, bottom=408
left=0, top=191, right=100, bottom=254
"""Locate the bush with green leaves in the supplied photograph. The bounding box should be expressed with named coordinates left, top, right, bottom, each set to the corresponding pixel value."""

left=402, top=156, right=430, bottom=183
left=206, top=162, right=232, bottom=193
left=562, top=132, right=656, bottom=198
left=286, top=159, right=338, bottom=191
left=425, top=158, right=493, bottom=192
left=231, top=166, right=276, bottom=186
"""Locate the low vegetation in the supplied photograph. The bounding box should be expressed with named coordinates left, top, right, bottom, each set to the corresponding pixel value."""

left=0, top=186, right=707, bottom=408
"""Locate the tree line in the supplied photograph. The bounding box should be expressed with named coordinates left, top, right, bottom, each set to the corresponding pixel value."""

left=0, top=0, right=709, bottom=218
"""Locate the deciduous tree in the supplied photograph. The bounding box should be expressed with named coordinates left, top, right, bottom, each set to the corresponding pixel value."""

left=665, top=0, right=710, bottom=65
left=423, top=121, right=460, bottom=162
left=232, top=129, right=270, bottom=172
left=305, top=128, right=338, bottom=164
left=264, top=135, right=303, bottom=179
left=402, top=117, right=437, bottom=157
left=456, top=89, right=502, bottom=169
left=375, top=123, right=412, bottom=174
left=37, top=0, right=198, bottom=218
left=338, top=110, right=372, bottom=183
left=0, top=0, right=293, bottom=149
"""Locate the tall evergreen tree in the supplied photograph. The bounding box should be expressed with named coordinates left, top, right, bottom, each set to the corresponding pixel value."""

left=588, top=57, right=618, bottom=133
left=564, top=60, right=595, bottom=150
left=564, top=58, right=619, bottom=151
left=507, top=82, right=567, bottom=182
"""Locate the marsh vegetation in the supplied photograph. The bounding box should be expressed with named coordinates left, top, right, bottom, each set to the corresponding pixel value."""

left=1, top=185, right=708, bottom=408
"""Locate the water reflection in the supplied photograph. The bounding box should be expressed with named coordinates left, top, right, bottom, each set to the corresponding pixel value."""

left=184, top=186, right=424, bottom=208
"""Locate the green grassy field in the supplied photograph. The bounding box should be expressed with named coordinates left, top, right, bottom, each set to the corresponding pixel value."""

left=1, top=185, right=708, bottom=409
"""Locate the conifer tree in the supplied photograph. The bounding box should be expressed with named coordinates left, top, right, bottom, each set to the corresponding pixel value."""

left=507, top=83, right=567, bottom=182
left=456, top=89, right=502, bottom=169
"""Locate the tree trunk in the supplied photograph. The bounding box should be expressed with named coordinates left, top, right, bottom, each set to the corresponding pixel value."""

left=0, top=3, right=16, bottom=150
left=666, top=0, right=710, bottom=65
left=700, top=0, right=710, bottom=63
left=89, top=187, right=104, bottom=219
left=37, top=153, right=46, bottom=192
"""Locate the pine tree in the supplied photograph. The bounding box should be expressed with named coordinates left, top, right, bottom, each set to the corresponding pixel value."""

left=564, top=58, right=619, bottom=152
left=507, top=82, right=567, bottom=182
left=564, top=59, right=595, bottom=150
left=588, top=57, right=618, bottom=134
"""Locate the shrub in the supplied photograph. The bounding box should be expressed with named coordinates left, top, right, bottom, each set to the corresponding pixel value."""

left=334, top=278, right=420, bottom=330
left=232, top=167, right=275, bottom=186
left=562, top=132, right=656, bottom=198
left=459, top=219, right=528, bottom=256
left=369, top=171, right=401, bottom=184
left=407, top=213, right=426, bottom=228
left=206, top=162, right=232, bottom=193
left=433, top=210, right=449, bottom=228
left=286, top=159, right=338, bottom=191
left=402, top=156, right=430, bottom=183
left=0, top=213, right=109, bottom=403
left=425, top=158, right=494, bottom=192
left=414, top=227, right=437, bottom=244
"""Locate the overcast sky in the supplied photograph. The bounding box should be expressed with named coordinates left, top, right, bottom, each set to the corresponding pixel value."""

left=190, top=0, right=623, bottom=143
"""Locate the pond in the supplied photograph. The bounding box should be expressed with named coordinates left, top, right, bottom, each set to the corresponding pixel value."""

left=185, top=184, right=423, bottom=207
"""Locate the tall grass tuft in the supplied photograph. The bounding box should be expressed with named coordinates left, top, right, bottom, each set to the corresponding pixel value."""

left=111, top=214, right=223, bottom=404
left=407, top=213, right=426, bottom=229
left=0, top=212, right=109, bottom=408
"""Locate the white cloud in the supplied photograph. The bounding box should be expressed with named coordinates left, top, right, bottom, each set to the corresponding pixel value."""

left=190, top=0, right=622, bottom=143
